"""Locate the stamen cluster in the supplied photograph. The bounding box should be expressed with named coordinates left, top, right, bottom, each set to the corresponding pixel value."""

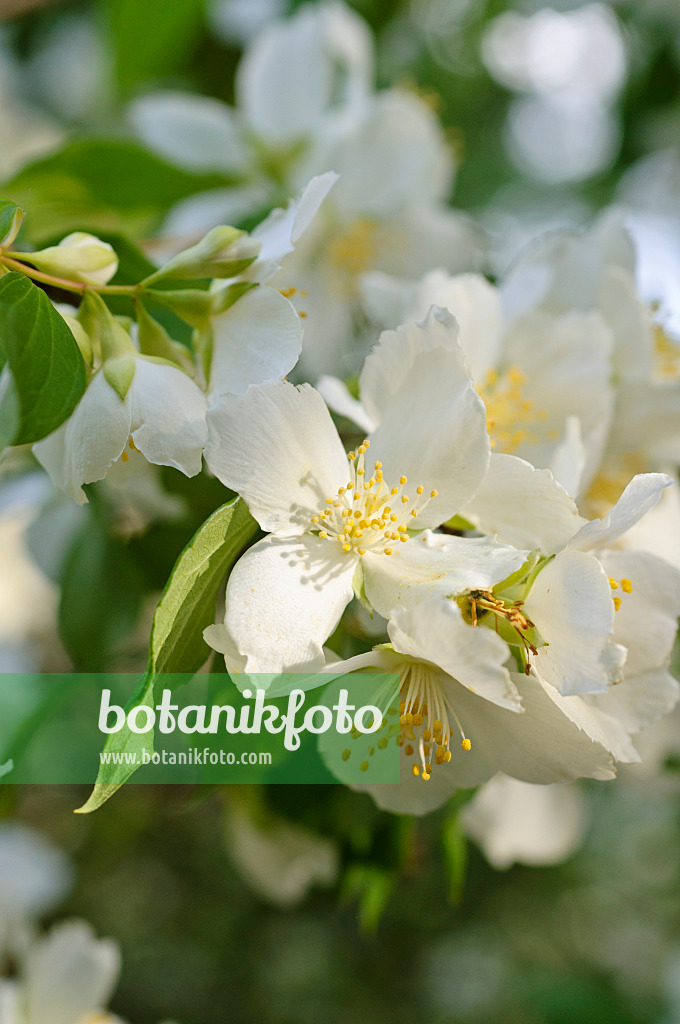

left=310, top=439, right=438, bottom=556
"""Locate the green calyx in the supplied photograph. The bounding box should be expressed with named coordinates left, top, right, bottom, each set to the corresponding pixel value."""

left=136, top=301, right=195, bottom=374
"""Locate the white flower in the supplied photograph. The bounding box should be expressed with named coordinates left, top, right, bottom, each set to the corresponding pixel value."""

left=130, top=0, right=372, bottom=177
left=129, top=3, right=484, bottom=379
left=204, top=308, right=526, bottom=672
left=501, top=208, right=680, bottom=509
left=359, top=268, right=614, bottom=492
left=320, top=597, right=624, bottom=816
left=33, top=356, right=208, bottom=506
left=464, top=457, right=680, bottom=704
left=270, top=91, right=485, bottom=378
left=461, top=774, right=587, bottom=869
left=0, top=921, right=122, bottom=1024
left=320, top=469, right=680, bottom=815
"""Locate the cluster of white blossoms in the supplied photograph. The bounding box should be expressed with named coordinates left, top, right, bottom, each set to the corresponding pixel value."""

left=0, top=823, right=173, bottom=1024
left=12, top=1, right=680, bottom=824
left=202, top=305, right=680, bottom=814
left=129, top=0, right=484, bottom=378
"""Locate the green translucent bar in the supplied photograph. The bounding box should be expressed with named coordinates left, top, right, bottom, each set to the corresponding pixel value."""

left=0, top=671, right=401, bottom=786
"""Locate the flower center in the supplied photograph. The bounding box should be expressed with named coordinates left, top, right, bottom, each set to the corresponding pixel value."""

left=476, top=366, right=548, bottom=453
left=310, top=438, right=438, bottom=557
left=398, top=661, right=471, bottom=782
left=327, top=218, right=380, bottom=281
left=460, top=588, right=545, bottom=674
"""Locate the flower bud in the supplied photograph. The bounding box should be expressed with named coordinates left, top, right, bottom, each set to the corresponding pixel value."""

left=144, top=226, right=260, bottom=284
left=27, top=232, right=119, bottom=285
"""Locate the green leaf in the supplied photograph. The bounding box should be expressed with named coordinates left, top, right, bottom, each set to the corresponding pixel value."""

left=0, top=367, right=19, bottom=452
left=0, top=198, right=24, bottom=246
left=103, top=0, right=205, bottom=95
left=76, top=497, right=259, bottom=813
left=3, top=139, right=233, bottom=243
left=0, top=273, right=86, bottom=444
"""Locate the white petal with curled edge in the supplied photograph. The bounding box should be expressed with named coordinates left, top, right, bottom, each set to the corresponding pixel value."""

left=316, top=375, right=376, bottom=434
left=221, top=534, right=357, bottom=672
left=33, top=371, right=131, bottom=505
left=209, top=286, right=302, bottom=399
left=360, top=306, right=464, bottom=425
left=567, top=473, right=673, bottom=552
left=362, top=532, right=528, bottom=617
left=524, top=549, right=615, bottom=696
left=452, top=671, right=618, bottom=783
left=24, top=921, right=121, bottom=1024
left=462, top=453, right=586, bottom=556
left=461, top=775, right=587, bottom=870
left=538, top=677, right=639, bottom=763
left=362, top=271, right=503, bottom=382
left=244, top=172, right=338, bottom=283
left=206, top=380, right=350, bottom=535
left=365, top=313, right=490, bottom=526
left=129, top=359, right=208, bottom=478
left=600, top=549, right=680, bottom=676
left=388, top=600, right=520, bottom=711
left=128, top=91, right=249, bottom=173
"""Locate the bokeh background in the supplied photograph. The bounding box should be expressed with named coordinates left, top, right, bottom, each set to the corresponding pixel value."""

left=2, top=1, right=680, bottom=1021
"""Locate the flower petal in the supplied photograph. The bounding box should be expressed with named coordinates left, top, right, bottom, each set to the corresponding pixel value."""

left=205, top=380, right=350, bottom=534
left=129, top=359, right=208, bottom=477
left=316, top=375, right=376, bottom=435
left=388, top=600, right=521, bottom=711
left=363, top=309, right=490, bottom=525
left=537, top=677, right=639, bottom=763
left=452, top=671, right=618, bottom=782
left=599, top=549, right=680, bottom=676
left=362, top=531, right=528, bottom=616
left=587, top=667, right=679, bottom=734
left=220, top=534, right=356, bottom=672
left=363, top=271, right=504, bottom=381
left=501, top=310, right=614, bottom=480
left=567, top=473, right=674, bottom=552
left=245, top=172, right=338, bottom=284
left=210, top=286, right=302, bottom=399
left=462, top=453, right=586, bottom=555
left=33, top=371, right=131, bottom=505
left=524, top=548, right=615, bottom=696
left=128, top=90, right=249, bottom=173
left=314, top=91, right=453, bottom=215
left=25, top=921, right=121, bottom=1024
left=237, top=1, right=372, bottom=143
left=461, top=775, right=587, bottom=869
left=352, top=749, right=495, bottom=816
